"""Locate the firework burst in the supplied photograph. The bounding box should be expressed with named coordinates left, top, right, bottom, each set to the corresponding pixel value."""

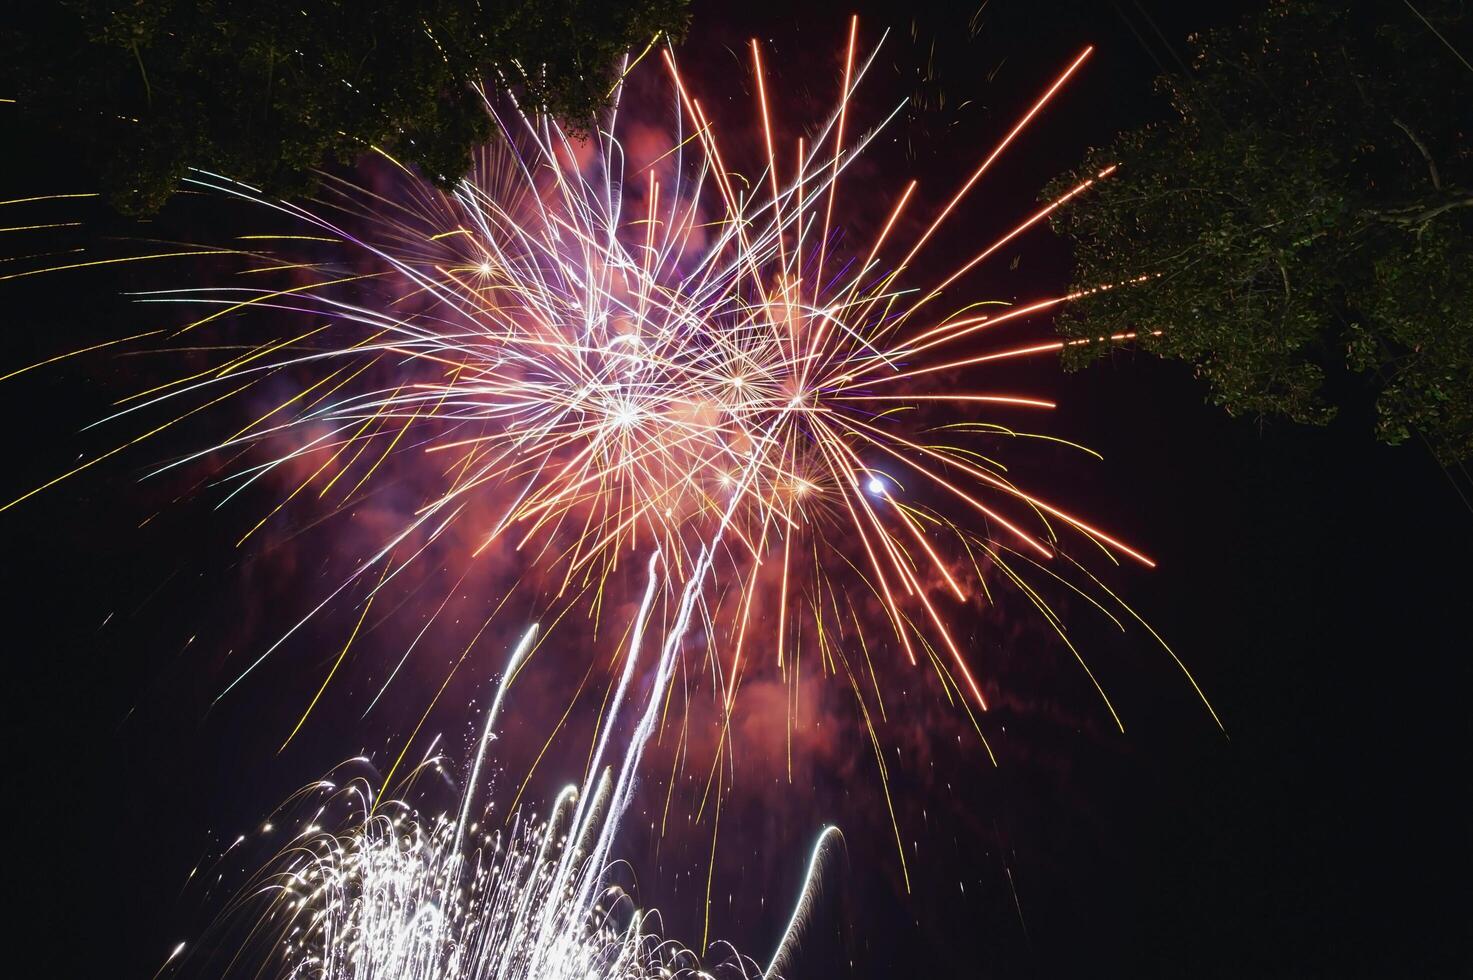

left=4, top=20, right=1219, bottom=894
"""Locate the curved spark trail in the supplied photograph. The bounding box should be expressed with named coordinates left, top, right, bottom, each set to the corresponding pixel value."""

left=765, top=825, right=846, bottom=980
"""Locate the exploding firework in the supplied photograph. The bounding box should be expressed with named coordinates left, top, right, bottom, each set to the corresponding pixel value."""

left=4, top=21, right=1220, bottom=893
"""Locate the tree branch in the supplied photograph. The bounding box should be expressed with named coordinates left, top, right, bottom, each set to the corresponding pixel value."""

left=1391, top=116, right=1442, bottom=190
left=1371, top=188, right=1473, bottom=231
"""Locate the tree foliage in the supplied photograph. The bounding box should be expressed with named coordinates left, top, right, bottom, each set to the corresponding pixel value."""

left=1047, top=0, right=1472, bottom=462
left=2, top=0, right=688, bottom=215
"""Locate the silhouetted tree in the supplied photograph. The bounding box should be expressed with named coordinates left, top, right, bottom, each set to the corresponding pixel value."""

left=1048, top=1, right=1471, bottom=462
left=3, top=0, right=688, bottom=214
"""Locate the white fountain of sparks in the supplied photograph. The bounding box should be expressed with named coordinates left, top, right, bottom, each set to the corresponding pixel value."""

left=230, top=546, right=840, bottom=980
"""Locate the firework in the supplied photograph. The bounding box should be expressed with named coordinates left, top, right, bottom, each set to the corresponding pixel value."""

left=185, top=553, right=840, bottom=980
left=4, top=20, right=1221, bottom=892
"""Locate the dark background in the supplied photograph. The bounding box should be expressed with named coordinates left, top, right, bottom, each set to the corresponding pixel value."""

left=3, top=1, right=1469, bottom=977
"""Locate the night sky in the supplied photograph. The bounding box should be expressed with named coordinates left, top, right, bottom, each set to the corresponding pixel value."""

left=3, top=2, right=1469, bottom=977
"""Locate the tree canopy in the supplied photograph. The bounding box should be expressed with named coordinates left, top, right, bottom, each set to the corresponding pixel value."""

left=2, top=0, right=688, bottom=215
left=1047, top=0, right=1472, bottom=462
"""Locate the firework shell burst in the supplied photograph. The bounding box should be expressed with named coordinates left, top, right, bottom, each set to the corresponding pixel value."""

left=5, top=19, right=1219, bottom=900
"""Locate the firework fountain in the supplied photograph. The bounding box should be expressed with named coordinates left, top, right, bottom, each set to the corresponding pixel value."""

left=209, top=549, right=840, bottom=980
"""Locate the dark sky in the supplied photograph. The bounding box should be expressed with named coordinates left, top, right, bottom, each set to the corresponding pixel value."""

left=3, top=2, right=1470, bottom=978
